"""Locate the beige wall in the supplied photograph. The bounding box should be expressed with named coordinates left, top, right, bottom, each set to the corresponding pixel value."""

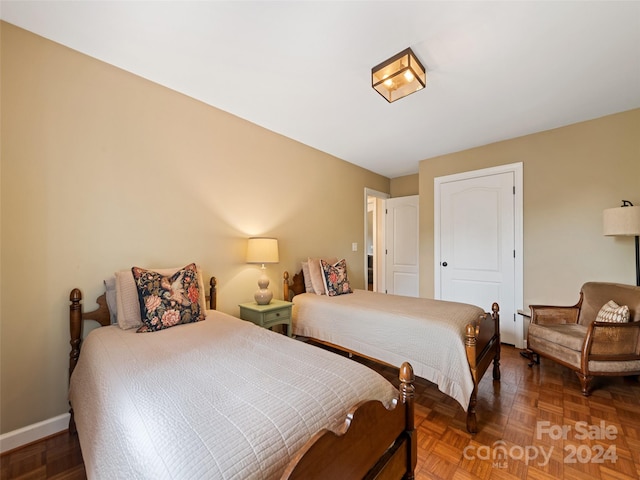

left=0, top=23, right=389, bottom=434
left=390, top=174, right=419, bottom=197
left=419, top=109, right=640, bottom=307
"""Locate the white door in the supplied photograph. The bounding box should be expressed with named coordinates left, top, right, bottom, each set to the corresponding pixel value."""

left=437, top=171, right=519, bottom=345
left=385, top=195, right=419, bottom=297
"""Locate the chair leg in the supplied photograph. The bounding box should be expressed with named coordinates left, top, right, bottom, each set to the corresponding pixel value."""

left=576, top=373, right=593, bottom=396
left=520, top=349, right=539, bottom=367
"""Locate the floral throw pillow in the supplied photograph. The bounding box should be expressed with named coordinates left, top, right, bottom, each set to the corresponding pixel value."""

left=320, top=258, right=352, bottom=297
left=132, top=263, right=204, bottom=333
left=595, top=300, right=630, bottom=323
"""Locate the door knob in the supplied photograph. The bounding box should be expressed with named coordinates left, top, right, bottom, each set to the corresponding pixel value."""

left=442, top=262, right=448, bottom=267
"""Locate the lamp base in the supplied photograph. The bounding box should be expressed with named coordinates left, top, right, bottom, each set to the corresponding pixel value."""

left=254, top=288, right=273, bottom=305
left=255, top=269, right=272, bottom=305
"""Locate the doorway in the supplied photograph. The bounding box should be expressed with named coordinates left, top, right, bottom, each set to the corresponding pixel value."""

left=364, top=190, right=419, bottom=296
left=364, top=188, right=389, bottom=292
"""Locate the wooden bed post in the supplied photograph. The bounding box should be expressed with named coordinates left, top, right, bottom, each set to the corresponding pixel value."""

left=283, top=271, right=290, bottom=302
left=464, top=323, right=479, bottom=434
left=399, top=362, right=417, bottom=479
left=209, top=276, right=217, bottom=310
left=464, top=302, right=501, bottom=434
left=68, top=287, right=112, bottom=433
left=69, top=289, right=83, bottom=379
left=492, top=302, right=501, bottom=381
left=69, top=288, right=83, bottom=434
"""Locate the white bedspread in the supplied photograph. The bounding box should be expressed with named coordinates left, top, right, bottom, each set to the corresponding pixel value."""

left=69, top=310, right=398, bottom=480
left=292, top=290, right=486, bottom=411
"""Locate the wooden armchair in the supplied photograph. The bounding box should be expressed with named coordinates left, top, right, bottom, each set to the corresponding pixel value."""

left=525, top=282, right=640, bottom=395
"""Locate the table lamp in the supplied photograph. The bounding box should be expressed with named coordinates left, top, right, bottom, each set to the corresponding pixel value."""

left=246, top=237, right=279, bottom=304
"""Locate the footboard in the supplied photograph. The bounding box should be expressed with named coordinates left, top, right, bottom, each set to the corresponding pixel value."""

left=464, top=302, right=500, bottom=433
left=282, top=362, right=416, bottom=480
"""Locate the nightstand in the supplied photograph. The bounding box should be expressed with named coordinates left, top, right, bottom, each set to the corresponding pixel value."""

left=238, top=300, right=293, bottom=337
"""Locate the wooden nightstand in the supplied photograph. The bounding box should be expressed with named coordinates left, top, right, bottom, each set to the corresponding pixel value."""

left=238, top=300, right=293, bottom=337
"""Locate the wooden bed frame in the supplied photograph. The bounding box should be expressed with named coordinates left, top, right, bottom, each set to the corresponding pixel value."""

left=68, top=276, right=417, bottom=480
left=283, top=270, right=501, bottom=434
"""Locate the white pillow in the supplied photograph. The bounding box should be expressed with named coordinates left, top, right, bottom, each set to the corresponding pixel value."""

left=596, top=300, right=630, bottom=323
left=301, top=261, right=315, bottom=294
left=307, top=257, right=338, bottom=295
left=115, top=265, right=208, bottom=330
left=104, top=276, right=118, bottom=324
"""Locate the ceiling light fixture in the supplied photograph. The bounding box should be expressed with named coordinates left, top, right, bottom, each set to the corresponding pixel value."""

left=372, top=47, right=426, bottom=103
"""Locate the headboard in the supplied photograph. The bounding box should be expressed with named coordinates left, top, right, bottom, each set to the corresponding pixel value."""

left=283, top=271, right=305, bottom=301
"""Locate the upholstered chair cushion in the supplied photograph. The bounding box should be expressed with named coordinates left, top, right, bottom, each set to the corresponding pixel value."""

left=528, top=323, right=587, bottom=369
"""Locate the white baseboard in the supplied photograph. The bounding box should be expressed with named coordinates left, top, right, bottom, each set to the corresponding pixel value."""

left=0, top=413, right=70, bottom=454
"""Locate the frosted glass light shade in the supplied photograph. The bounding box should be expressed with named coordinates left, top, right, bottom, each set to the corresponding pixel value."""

left=603, top=206, right=640, bottom=236
left=372, top=47, right=426, bottom=103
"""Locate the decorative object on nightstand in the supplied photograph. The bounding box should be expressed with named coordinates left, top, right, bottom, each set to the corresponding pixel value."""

left=246, top=237, right=279, bottom=304
left=239, top=300, right=293, bottom=337
left=604, top=200, right=640, bottom=286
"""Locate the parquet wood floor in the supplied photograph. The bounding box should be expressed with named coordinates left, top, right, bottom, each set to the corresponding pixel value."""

left=2, top=345, right=639, bottom=479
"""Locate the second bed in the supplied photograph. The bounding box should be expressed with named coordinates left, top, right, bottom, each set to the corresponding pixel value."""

left=284, top=270, right=500, bottom=433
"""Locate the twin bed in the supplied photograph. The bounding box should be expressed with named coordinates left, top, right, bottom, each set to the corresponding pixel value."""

left=283, top=267, right=501, bottom=434
left=68, top=271, right=417, bottom=479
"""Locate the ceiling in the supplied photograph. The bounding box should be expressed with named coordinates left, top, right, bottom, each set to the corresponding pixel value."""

left=2, top=1, right=639, bottom=178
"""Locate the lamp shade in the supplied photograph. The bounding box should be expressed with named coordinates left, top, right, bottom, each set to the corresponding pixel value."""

left=603, top=206, right=640, bottom=236
left=372, top=47, right=426, bottom=103
left=246, top=237, right=279, bottom=264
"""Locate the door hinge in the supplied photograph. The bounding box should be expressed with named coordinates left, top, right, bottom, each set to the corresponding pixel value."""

left=513, top=250, right=516, bottom=258
left=513, top=186, right=515, bottom=194
left=513, top=313, right=516, bottom=322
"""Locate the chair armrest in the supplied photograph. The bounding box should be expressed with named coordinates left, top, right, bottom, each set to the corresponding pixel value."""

left=583, top=321, right=640, bottom=361
left=529, top=304, right=580, bottom=325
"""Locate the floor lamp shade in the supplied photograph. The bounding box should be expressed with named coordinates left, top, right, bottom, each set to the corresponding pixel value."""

left=603, top=203, right=640, bottom=286
left=246, top=237, right=279, bottom=304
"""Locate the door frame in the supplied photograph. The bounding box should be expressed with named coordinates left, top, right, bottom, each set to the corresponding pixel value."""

left=364, top=188, right=390, bottom=293
left=434, top=162, right=524, bottom=346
